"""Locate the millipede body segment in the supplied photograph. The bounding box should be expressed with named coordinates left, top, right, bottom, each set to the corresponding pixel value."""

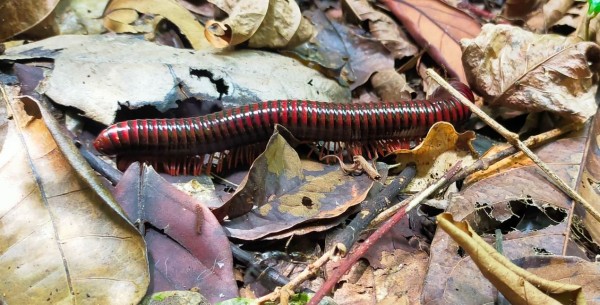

left=94, top=82, right=474, bottom=175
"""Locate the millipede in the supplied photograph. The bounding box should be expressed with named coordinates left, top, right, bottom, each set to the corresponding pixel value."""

left=94, top=81, right=474, bottom=175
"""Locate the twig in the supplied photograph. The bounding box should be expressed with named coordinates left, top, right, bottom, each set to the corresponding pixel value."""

left=447, top=122, right=581, bottom=185
left=307, top=163, right=463, bottom=305
left=257, top=246, right=338, bottom=305
left=426, top=69, right=600, bottom=223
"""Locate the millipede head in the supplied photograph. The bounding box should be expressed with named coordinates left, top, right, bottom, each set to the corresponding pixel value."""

left=93, top=129, right=116, bottom=155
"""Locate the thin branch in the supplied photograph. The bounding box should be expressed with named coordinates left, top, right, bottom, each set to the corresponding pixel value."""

left=426, top=69, right=600, bottom=223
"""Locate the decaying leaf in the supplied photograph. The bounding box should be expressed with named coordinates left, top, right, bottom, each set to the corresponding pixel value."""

left=391, top=122, right=476, bottom=192
left=0, top=0, right=60, bottom=41
left=462, top=24, right=600, bottom=123
left=503, top=0, right=543, bottom=19
left=371, top=69, right=414, bottom=101
left=436, top=213, right=587, bottom=305
left=422, top=125, right=592, bottom=304
left=342, top=0, right=418, bottom=58
left=114, top=163, right=238, bottom=303
left=289, top=9, right=394, bottom=89
left=104, top=0, right=211, bottom=50
left=218, top=127, right=377, bottom=241
left=380, top=0, right=482, bottom=83
left=205, top=0, right=314, bottom=49
left=55, top=0, right=109, bottom=35
left=0, top=89, right=149, bottom=304
left=0, top=35, right=350, bottom=125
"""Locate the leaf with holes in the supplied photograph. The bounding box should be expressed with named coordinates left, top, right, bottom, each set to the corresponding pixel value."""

left=421, top=111, right=596, bottom=304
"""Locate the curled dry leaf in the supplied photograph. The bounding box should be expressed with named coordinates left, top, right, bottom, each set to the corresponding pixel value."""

left=371, top=69, right=414, bottom=101
left=462, top=24, right=600, bottom=123
left=390, top=122, right=476, bottom=192
left=503, top=0, right=543, bottom=19
left=0, top=90, right=149, bottom=304
left=0, top=0, right=60, bottom=41
left=205, top=0, right=314, bottom=49
left=104, top=0, right=211, bottom=50
left=342, top=0, right=418, bottom=58
left=436, top=213, right=587, bottom=305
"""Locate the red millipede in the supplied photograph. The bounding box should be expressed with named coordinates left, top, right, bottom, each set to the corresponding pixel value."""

left=94, top=81, right=474, bottom=175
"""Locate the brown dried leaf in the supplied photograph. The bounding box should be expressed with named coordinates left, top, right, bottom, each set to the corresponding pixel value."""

left=104, top=0, right=211, bottom=50
left=371, top=69, right=414, bottom=101
left=422, top=126, right=592, bottom=304
left=503, top=0, right=543, bottom=18
left=462, top=24, right=600, bottom=123
left=391, top=122, right=476, bottom=192
left=0, top=90, right=149, bottom=304
left=526, top=0, right=575, bottom=32
left=0, top=0, right=60, bottom=41
left=218, top=126, right=376, bottom=241
left=381, top=0, right=481, bottom=83
left=342, top=0, right=418, bottom=58
left=436, top=213, right=587, bottom=304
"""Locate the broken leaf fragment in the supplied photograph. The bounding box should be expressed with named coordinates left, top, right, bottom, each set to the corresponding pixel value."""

left=462, top=24, right=600, bottom=123
left=104, top=0, right=211, bottom=49
left=205, top=0, right=314, bottom=48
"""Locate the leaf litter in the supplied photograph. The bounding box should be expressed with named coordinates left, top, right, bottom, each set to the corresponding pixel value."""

left=1, top=0, right=600, bottom=304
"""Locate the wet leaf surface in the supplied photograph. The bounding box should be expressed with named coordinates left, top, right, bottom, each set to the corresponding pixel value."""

left=114, top=163, right=238, bottom=303
left=0, top=88, right=149, bottom=304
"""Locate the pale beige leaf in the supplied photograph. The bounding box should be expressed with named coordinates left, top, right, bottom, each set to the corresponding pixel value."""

left=0, top=89, right=149, bottom=304
left=526, top=0, right=575, bottom=32
left=248, top=0, right=302, bottom=48
left=462, top=24, right=600, bottom=123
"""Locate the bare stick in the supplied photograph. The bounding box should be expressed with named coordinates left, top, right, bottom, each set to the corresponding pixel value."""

left=427, top=69, right=600, bottom=223
left=257, top=246, right=338, bottom=305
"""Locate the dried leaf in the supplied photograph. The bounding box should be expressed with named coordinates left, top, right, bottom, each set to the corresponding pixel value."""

left=371, top=69, right=414, bottom=101
left=0, top=90, right=148, bottom=304
left=219, top=127, right=376, bottom=241
left=422, top=125, right=592, bottom=304
left=104, top=0, right=211, bottom=50
left=0, top=0, right=60, bottom=41
left=342, top=0, right=418, bottom=58
left=55, top=0, right=109, bottom=35
left=436, top=213, right=586, bottom=305
left=0, top=35, right=350, bottom=125
left=114, top=163, right=238, bottom=303
left=205, top=0, right=313, bottom=48
left=391, top=122, right=476, bottom=192
left=381, top=0, right=482, bottom=83
left=288, top=9, right=394, bottom=89
left=526, top=0, right=575, bottom=32
left=462, top=24, right=600, bottom=123
left=503, top=0, right=543, bottom=18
